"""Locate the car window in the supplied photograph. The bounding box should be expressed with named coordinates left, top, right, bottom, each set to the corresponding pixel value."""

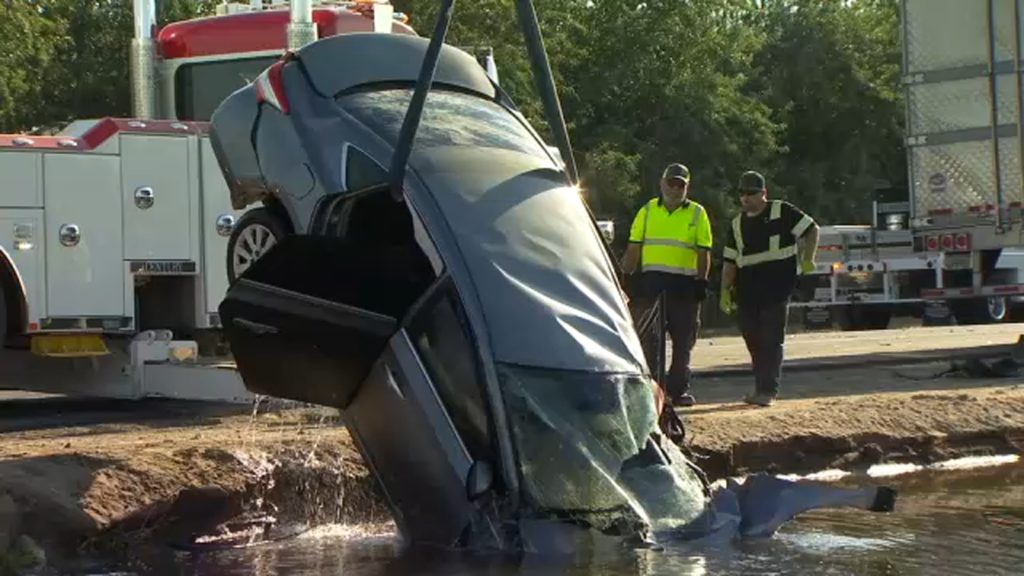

left=407, top=287, right=491, bottom=462
left=337, top=88, right=549, bottom=158
left=345, top=145, right=388, bottom=192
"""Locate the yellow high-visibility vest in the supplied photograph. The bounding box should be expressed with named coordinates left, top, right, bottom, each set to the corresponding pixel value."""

left=629, top=198, right=713, bottom=275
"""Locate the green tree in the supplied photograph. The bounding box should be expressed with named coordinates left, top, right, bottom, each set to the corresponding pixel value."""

left=1, top=0, right=219, bottom=132
left=562, top=0, right=779, bottom=251
left=0, top=1, right=63, bottom=132
left=3, top=0, right=906, bottom=236
left=746, top=0, right=905, bottom=224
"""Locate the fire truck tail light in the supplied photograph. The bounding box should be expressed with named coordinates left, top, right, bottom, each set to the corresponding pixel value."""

left=255, top=60, right=290, bottom=114
left=925, top=235, right=939, bottom=251
left=940, top=234, right=954, bottom=251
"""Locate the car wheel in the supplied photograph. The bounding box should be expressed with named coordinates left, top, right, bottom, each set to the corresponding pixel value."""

left=226, top=208, right=289, bottom=284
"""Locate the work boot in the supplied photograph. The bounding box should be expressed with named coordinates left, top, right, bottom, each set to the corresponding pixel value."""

left=672, top=393, right=696, bottom=408
left=743, top=393, right=775, bottom=407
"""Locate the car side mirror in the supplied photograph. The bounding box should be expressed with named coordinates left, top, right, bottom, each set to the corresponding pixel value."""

left=466, top=460, right=494, bottom=501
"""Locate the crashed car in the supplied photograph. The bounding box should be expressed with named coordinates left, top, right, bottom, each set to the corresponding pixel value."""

left=210, top=27, right=895, bottom=555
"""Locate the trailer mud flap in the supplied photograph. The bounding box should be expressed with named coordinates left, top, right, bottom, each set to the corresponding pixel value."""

left=219, top=234, right=433, bottom=408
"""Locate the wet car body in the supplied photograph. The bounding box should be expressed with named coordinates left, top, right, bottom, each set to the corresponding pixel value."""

left=210, top=31, right=896, bottom=555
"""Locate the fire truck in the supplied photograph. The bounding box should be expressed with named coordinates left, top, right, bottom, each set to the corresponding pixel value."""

left=0, top=1, right=456, bottom=401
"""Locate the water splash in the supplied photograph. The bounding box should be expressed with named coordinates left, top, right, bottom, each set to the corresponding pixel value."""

left=302, top=410, right=332, bottom=467
left=243, top=394, right=267, bottom=449
left=929, top=454, right=1020, bottom=471
left=193, top=515, right=276, bottom=548
left=865, top=462, right=923, bottom=478
left=867, top=454, right=1020, bottom=478
left=776, top=469, right=853, bottom=483
left=298, top=522, right=397, bottom=541
left=231, top=449, right=280, bottom=516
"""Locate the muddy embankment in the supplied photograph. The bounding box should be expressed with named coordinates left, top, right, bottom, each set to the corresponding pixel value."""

left=0, top=403, right=387, bottom=574
left=684, top=385, right=1024, bottom=480
left=2, top=377, right=1024, bottom=573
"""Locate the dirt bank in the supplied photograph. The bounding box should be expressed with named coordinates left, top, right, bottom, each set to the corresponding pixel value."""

left=2, top=360, right=1024, bottom=572
left=0, top=402, right=385, bottom=572
left=684, top=384, right=1024, bottom=479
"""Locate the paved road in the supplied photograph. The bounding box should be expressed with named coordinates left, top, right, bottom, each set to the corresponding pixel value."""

left=4, top=323, right=1024, bottom=410
left=690, top=357, right=1024, bottom=406
left=689, top=322, right=1024, bottom=373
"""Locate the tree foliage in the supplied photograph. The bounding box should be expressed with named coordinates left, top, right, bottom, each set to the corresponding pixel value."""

left=1, top=0, right=904, bottom=236
left=0, top=0, right=218, bottom=131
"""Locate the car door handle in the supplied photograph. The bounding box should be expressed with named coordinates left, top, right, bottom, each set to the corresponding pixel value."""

left=232, top=317, right=279, bottom=336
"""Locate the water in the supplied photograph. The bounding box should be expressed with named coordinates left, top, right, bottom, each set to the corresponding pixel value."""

left=93, top=460, right=1024, bottom=576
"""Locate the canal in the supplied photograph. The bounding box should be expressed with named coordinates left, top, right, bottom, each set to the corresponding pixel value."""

left=93, top=459, right=1023, bottom=575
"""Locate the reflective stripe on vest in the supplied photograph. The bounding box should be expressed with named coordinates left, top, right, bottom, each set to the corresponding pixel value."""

left=730, top=200, right=798, bottom=268
left=639, top=198, right=704, bottom=275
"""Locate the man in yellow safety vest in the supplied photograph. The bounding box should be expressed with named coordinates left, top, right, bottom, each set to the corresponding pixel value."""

left=621, top=163, right=712, bottom=407
left=720, top=170, right=819, bottom=407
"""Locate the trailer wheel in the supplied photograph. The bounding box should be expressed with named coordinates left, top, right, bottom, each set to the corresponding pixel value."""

left=952, top=296, right=1007, bottom=325
left=226, top=208, right=289, bottom=284
left=987, top=296, right=1008, bottom=322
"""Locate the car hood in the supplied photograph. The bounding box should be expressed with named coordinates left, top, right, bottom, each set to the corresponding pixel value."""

left=410, top=146, right=646, bottom=374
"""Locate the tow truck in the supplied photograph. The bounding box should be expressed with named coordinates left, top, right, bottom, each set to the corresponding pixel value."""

left=0, top=1, right=460, bottom=402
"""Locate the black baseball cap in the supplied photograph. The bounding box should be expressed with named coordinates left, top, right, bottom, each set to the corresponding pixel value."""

left=662, top=163, right=690, bottom=184
left=738, top=170, right=766, bottom=193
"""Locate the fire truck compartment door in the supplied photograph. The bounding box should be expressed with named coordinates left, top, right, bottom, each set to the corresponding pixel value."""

left=121, top=135, right=194, bottom=260
left=199, top=137, right=243, bottom=317
left=44, top=154, right=125, bottom=317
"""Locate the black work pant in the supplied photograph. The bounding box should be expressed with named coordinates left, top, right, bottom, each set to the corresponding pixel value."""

left=737, top=298, right=789, bottom=396
left=632, top=292, right=701, bottom=399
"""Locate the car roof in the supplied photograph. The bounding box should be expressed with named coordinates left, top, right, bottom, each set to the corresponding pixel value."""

left=294, top=33, right=496, bottom=100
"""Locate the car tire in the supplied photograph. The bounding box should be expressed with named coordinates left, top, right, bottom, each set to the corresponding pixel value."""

left=226, top=207, right=290, bottom=284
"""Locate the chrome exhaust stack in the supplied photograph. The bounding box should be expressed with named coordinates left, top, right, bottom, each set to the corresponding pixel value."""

left=130, top=0, right=158, bottom=119
left=287, top=0, right=318, bottom=50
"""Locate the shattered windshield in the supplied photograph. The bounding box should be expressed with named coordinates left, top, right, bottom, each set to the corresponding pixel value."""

left=499, top=364, right=709, bottom=533
left=337, top=87, right=550, bottom=158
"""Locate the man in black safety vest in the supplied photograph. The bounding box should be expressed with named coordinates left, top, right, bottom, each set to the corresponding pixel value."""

left=720, top=170, right=819, bottom=407
left=621, top=163, right=713, bottom=407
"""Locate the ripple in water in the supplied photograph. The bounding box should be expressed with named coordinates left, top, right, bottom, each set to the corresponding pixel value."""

left=85, top=461, right=1024, bottom=576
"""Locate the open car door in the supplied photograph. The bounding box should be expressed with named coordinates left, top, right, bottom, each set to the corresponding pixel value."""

left=220, top=232, right=409, bottom=408
left=219, top=187, right=492, bottom=546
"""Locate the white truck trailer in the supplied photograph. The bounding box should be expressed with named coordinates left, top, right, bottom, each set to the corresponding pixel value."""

left=0, top=1, right=413, bottom=401
left=787, top=0, right=1024, bottom=331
